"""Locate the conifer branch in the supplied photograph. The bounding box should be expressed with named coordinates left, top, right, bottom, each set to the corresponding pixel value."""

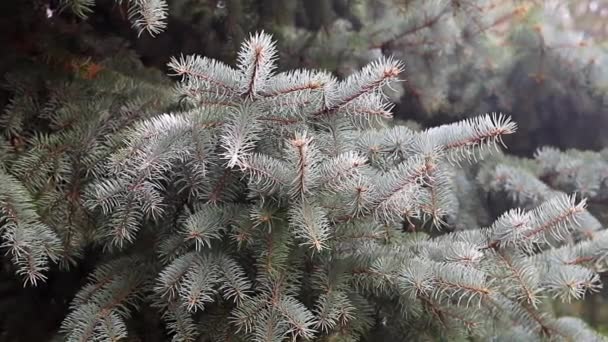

left=237, top=32, right=278, bottom=98
left=314, top=57, right=403, bottom=117
left=128, top=0, right=168, bottom=37
left=420, top=113, right=517, bottom=164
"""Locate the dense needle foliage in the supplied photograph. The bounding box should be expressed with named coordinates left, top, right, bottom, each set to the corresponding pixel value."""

left=1, top=28, right=607, bottom=341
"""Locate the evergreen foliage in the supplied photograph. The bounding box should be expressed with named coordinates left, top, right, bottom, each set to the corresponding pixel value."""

left=58, top=0, right=168, bottom=36
left=0, top=42, right=174, bottom=340
left=45, top=0, right=608, bottom=157
left=275, top=0, right=608, bottom=154
left=2, top=30, right=607, bottom=341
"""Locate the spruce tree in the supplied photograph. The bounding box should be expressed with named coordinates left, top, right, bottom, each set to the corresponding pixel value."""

left=2, top=29, right=607, bottom=341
